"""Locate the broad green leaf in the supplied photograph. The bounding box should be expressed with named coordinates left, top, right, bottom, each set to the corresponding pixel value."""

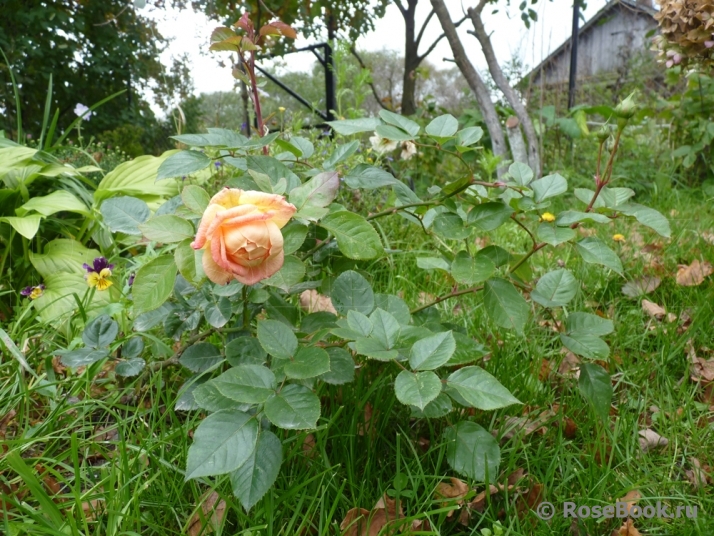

left=467, top=202, right=514, bottom=231
left=264, top=384, right=320, bottom=429
left=0, top=215, right=42, bottom=239
left=417, top=256, right=451, bottom=272
left=379, top=109, right=420, bottom=136
left=59, top=348, right=109, bottom=368
left=247, top=155, right=300, bottom=191
left=618, top=203, right=671, bottom=238
left=257, top=319, right=297, bottom=359
left=133, top=256, right=177, bottom=315
left=444, top=421, right=500, bottom=481
left=531, top=269, right=578, bottom=307
left=566, top=312, right=614, bottom=336
left=82, top=314, right=118, bottom=348
left=324, top=141, right=359, bottom=168
left=281, top=222, right=308, bottom=255
left=263, top=255, right=305, bottom=292
left=16, top=190, right=88, bottom=217
left=531, top=173, right=567, bottom=202
left=375, top=124, right=414, bottom=141
left=508, top=162, right=534, bottom=186
left=394, top=370, right=441, bottom=410
left=478, top=245, right=511, bottom=268
left=179, top=342, right=224, bottom=372
left=288, top=136, right=314, bottom=158
left=451, top=251, right=495, bottom=285
left=289, top=171, right=339, bottom=210
left=157, top=150, right=211, bottom=180
left=181, top=185, right=210, bottom=214
left=576, top=237, right=623, bottom=274
left=456, top=126, right=483, bottom=147
left=560, top=333, right=610, bottom=360
left=343, top=164, right=397, bottom=189
left=578, top=363, right=613, bottom=420
left=318, top=347, right=355, bottom=385
left=410, top=392, right=453, bottom=418
left=373, top=294, right=411, bottom=325
left=115, top=358, right=146, bottom=377
left=29, top=239, right=99, bottom=278
left=556, top=211, right=611, bottom=225
left=284, top=346, right=330, bottom=379
left=193, top=382, right=247, bottom=413
left=211, top=365, right=276, bottom=404
left=449, top=332, right=488, bottom=366
left=483, top=278, right=529, bottom=333
left=425, top=114, right=458, bottom=138
left=231, top=430, right=282, bottom=511
left=174, top=238, right=201, bottom=285
left=226, top=336, right=267, bottom=366
left=446, top=366, right=521, bottom=410
left=331, top=270, right=374, bottom=315
left=409, top=331, right=456, bottom=370
left=599, top=187, right=636, bottom=208
left=94, top=151, right=179, bottom=202
left=369, top=308, right=400, bottom=349
left=354, top=338, right=398, bottom=361
left=139, top=215, right=194, bottom=243
left=100, top=196, right=150, bottom=235
left=326, top=117, right=380, bottom=135
left=537, top=224, right=576, bottom=246
left=121, top=337, right=144, bottom=358
left=347, top=310, right=372, bottom=337
left=433, top=212, right=470, bottom=240
left=32, top=272, right=110, bottom=324
left=185, top=410, right=259, bottom=479
left=320, top=211, right=383, bottom=260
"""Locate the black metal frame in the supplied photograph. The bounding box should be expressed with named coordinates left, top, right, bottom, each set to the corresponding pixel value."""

left=256, top=27, right=336, bottom=124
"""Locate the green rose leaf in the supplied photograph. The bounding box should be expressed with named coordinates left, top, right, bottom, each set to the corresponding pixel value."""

left=578, top=363, right=613, bottom=420
left=284, top=346, right=331, bottom=380
left=467, top=202, right=514, bottom=231
left=483, top=278, right=530, bottom=333
left=157, top=150, right=212, bottom=181
left=320, top=211, right=383, bottom=260
left=226, top=336, right=267, bottom=366
left=257, top=319, right=297, bottom=359
left=331, top=270, right=375, bottom=316
left=444, top=421, right=500, bottom=481
left=537, top=224, right=576, bottom=246
left=318, top=347, right=355, bottom=385
left=576, top=237, right=623, bottom=275
left=560, top=333, right=610, bottom=360
left=181, top=184, right=210, bottom=214
left=179, top=342, right=224, bottom=372
left=264, top=384, right=320, bottom=430
left=139, top=215, right=194, bottom=243
left=133, top=256, right=177, bottom=315
left=409, top=331, right=456, bottom=371
left=531, top=173, right=568, bottom=202
left=82, top=314, right=118, bottom=349
left=425, top=114, right=458, bottom=138
left=531, top=269, right=578, bottom=308
left=100, top=196, right=150, bottom=235
left=446, top=366, right=521, bottom=410
left=451, top=251, right=495, bottom=285
left=231, top=430, right=282, bottom=512
left=211, top=365, right=277, bottom=404
left=565, top=312, right=614, bottom=336
left=394, top=370, right=442, bottom=410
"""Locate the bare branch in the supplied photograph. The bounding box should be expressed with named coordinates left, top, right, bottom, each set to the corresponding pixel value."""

left=415, top=8, right=436, bottom=50
left=474, top=0, right=490, bottom=16
left=417, top=15, right=467, bottom=63
left=394, top=0, right=408, bottom=16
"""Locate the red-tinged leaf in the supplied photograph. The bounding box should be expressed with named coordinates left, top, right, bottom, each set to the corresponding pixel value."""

left=234, top=13, right=253, bottom=32
left=259, top=25, right=282, bottom=37
left=268, top=20, right=297, bottom=39
left=210, top=26, right=235, bottom=44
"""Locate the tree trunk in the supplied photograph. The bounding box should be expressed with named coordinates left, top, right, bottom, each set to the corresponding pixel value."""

left=401, top=0, right=419, bottom=116
left=506, top=116, right=528, bottom=165
left=467, top=7, right=541, bottom=176
left=429, top=0, right=508, bottom=170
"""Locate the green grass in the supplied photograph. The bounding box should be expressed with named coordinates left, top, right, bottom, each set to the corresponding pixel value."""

left=1, top=187, right=713, bottom=535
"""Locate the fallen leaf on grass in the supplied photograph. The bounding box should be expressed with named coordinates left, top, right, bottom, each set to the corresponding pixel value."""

left=81, top=499, right=104, bottom=521
left=701, top=231, right=714, bottom=245
left=467, top=485, right=500, bottom=513
left=340, top=508, right=371, bottom=536
left=619, top=489, right=641, bottom=510
left=638, top=429, right=668, bottom=452
left=685, top=457, right=709, bottom=489
left=357, top=403, right=374, bottom=437
left=676, top=260, right=713, bottom=287
left=497, top=410, right=553, bottom=440
left=435, top=477, right=469, bottom=503
left=515, top=482, right=545, bottom=519
left=558, top=351, right=581, bottom=379
left=622, top=277, right=661, bottom=297
left=417, top=292, right=436, bottom=305
left=187, top=491, right=227, bottom=536
left=687, top=340, right=714, bottom=383
left=299, top=290, right=337, bottom=314
left=614, top=519, right=642, bottom=536
left=340, top=494, right=405, bottom=536
left=641, top=299, right=666, bottom=320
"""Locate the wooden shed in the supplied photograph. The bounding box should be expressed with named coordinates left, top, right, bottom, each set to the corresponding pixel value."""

left=528, top=0, right=658, bottom=87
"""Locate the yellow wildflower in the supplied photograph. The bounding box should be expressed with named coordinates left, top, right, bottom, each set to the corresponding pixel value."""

left=613, top=233, right=626, bottom=242
left=540, top=212, right=556, bottom=223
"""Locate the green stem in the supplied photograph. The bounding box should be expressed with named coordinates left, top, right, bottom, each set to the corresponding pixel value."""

left=242, top=285, right=250, bottom=329
left=509, top=242, right=547, bottom=274
left=410, top=285, right=484, bottom=315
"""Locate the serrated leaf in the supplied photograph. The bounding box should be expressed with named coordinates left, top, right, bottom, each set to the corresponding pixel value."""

left=508, top=162, right=534, bottom=186
left=565, top=312, right=614, bottom=336
left=394, top=370, right=441, bottom=410
left=326, top=117, right=380, bottom=135
left=139, top=215, right=194, bottom=243
left=181, top=185, right=210, bottom=214
left=380, top=109, right=421, bottom=136
left=343, top=164, right=398, bottom=189
left=578, top=363, right=612, bottom=420
left=576, top=237, right=623, bottom=274
left=531, top=173, right=567, bottom=202
left=59, top=348, right=109, bottom=368
left=324, top=141, right=359, bottom=169
left=456, top=126, right=483, bottom=147
left=82, top=314, right=118, bottom=348
left=204, top=297, right=232, bottom=328
left=409, top=331, right=456, bottom=370
left=467, top=202, right=514, bottom=231
left=483, top=278, right=529, bottom=333
left=330, top=270, right=374, bottom=315
left=537, top=223, right=576, bottom=245
left=226, top=336, right=267, bottom=366
left=446, top=366, right=521, bottom=410
left=231, top=430, right=282, bottom=511
left=347, top=310, right=372, bottom=337
left=262, top=255, right=305, bottom=292
left=375, top=124, right=414, bottom=141
left=619, top=203, right=671, bottom=238
left=133, top=256, right=177, bottom=315
left=556, top=211, right=611, bottom=225
left=284, top=346, right=330, bottom=379
left=425, top=114, right=458, bottom=138
left=354, top=338, right=398, bottom=361
left=433, top=212, right=470, bottom=240
left=320, top=211, right=383, bottom=260
left=417, top=256, right=451, bottom=271
left=179, top=342, right=224, bottom=372
left=100, top=196, right=150, bottom=235
left=373, top=293, right=411, bottom=325
left=185, top=410, right=258, bottom=479
left=211, top=365, right=276, bottom=404
left=451, top=251, right=495, bottom=284
left=531, top=269, right=578, bottom=307
left=369, top=308, right=400, bottom=349
left=157, top=150, right=211, bottom=180
left=318, top=347, right=355, bottom=385
left=257, top=320, right=297, bottom=359
left=410, top=392, right=453, bottom=418
left=281, top=222, right=308, bottom=255
left=264, top=384, right=320, bottom=429
left=560, top=333, right=610, bottom=360
left=289, top=171, right=339, bottom=210
left=444, top=421, right=500, bottom=481
left=115, top=358, right=146, bottom=377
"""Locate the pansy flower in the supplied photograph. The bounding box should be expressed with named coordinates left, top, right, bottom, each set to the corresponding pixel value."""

left=83, top=257, right=114, bottom=291
left=21, top=284, right=45, bottom=300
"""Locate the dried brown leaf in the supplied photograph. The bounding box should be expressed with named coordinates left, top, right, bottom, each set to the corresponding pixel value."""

left=622, top=276, right=661, bottom=297
left=676, top=260, right=713, bottom=287
left=340, top=508, right=371, bottom=536
left=619, top=489, right=641, bottom=510
left=187, top=491, right=227, bottom=536
left=616, top=518, right=642, bottom=536
left=435, top=477, right=469, bottom=502
left=467, top=485, right=500, bottom=512
left=641, top=299, right=666, bottom=320
left=558, top=351, right=581, bottom=378
left=638, top=429, right=669, bottom=452
left=685, top=457, right=709, bottom=489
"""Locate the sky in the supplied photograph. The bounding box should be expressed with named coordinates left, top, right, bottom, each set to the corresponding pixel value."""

left=144, top=0, right=609, bottom=110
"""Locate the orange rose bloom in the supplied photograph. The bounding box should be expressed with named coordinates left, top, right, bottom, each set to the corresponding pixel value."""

left=191, top=188, right=296, bottom=285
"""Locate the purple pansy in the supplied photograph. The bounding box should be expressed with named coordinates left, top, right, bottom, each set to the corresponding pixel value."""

left=83, top=257, right=115, bottom=274
left=21, top=284, right=45, bottom=299
left=20, top=286, right=33, bottom=297
left=128, top=273, right=136, bottom=286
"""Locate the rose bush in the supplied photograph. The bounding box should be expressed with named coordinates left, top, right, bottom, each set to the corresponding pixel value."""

left=191, top=188, right=296, bottom=285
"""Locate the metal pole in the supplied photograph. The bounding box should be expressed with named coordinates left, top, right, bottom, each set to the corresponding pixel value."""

left=568, top=0, right=580, bottom=110
left=325, top=16, right=336, bottom=122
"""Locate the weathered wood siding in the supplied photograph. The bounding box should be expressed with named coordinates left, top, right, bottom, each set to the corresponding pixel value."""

left=532, top=5, right=658, bottom=86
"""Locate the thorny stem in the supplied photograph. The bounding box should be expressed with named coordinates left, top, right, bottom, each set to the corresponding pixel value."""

left=410, top=285, right=484, bottom=315
left=242, top=285, right=250, bottom=329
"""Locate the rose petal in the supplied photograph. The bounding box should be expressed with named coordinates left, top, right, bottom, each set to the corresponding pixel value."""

left=202, top=241, right=234, bottom=284
left=236, top=190, right=296, bottom=228
left=191, top=203, right=224, bottom=249
left=237, top=249, right=284, bottom=285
